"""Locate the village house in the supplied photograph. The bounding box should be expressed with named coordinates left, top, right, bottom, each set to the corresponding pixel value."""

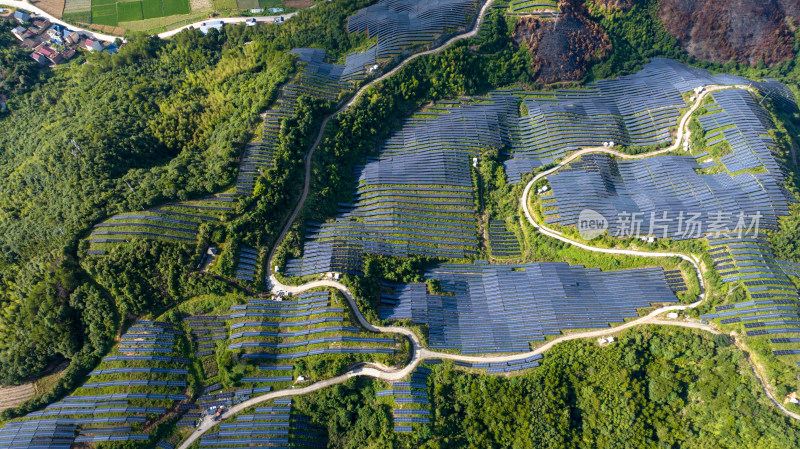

left=82, top=38, right=104, bottom=52
left=13, top=10, right=30, bottom=24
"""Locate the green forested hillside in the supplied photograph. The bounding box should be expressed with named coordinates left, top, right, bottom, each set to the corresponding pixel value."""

left=294, top=327, right=800, bottom=448
left=0, top=0, right=375, bottom=389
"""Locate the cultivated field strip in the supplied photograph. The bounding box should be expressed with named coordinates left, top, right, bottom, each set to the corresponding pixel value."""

left=0, top=383, right=36, bottom=412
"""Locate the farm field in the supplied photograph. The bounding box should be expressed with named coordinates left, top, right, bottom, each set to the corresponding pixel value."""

left=91, top=0, right=190, bottom=26
left=30, top=0, right=66, bottom=18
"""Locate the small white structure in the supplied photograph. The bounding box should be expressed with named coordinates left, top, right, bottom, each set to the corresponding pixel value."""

left=472, top=157, right=478, bottom=168
left=274, top=265, right=280, bottom=273
left=246, top=17, right=257, bottom=26
left=250, top=8, right=264, bottom=13
left=667, top=312, right=679, bottom=319
left=369, top=64, right=379, bottom=73
left=602, top=141, right=609, bottom=147
left=199, top=20, right=224, bottom=34
left=297, top=375, right=306, bottom=382
left=689, top=95, right=696, bottom=102
left=608, top=141, right=615, bottom=148
left=606, top=337, right=614, bottom=343
left=647, top=236, right=655, bottom=244
left=693, top=86, right=704, bottom=95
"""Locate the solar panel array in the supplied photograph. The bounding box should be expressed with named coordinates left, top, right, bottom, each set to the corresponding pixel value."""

left=284, top=59, right=797, bottom=277
left=531, top=68, right=800, bottom=359
left=0, top=421, right=77, bottom=448
left=380, top=262, right=678, bottom=353
left=86, top=194, right=232, bottom=254
left=235, top=246, right=259, bottom=281
left=198, top=399, right=327, bottom=448
left=700, top=236, right=800, bottom=351
left=697, top=89, right=785, bottom=177
left=454, top=353, right=543, bottom=373
left=544, top=153, right=790, bottom=239
left=225, top=290, right=398, bottom=366
left=377, top=366, right=432, bottom=433
left=236, top=48, right=360, bottom=196
left=5, top=320, right=189, bottom=444
left=488, top=219, right=521, bottom=257
left=346, top=0, right=479, bottom=64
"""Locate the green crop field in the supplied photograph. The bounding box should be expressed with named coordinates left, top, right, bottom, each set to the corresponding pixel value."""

left=162, top=0, right=190, bottom=16
left=141, top=0, right=163, bottom=19
left=91, top=3, right=117, bottom=25
left=117, top=1, right=144, bottom=22
left=90, top=0, right=190, bottom=27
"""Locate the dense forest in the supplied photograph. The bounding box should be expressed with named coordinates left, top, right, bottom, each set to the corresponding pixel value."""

left=294, top=327, right=800, bottom=448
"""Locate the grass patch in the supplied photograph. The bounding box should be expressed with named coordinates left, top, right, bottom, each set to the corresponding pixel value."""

left=212, top=0, right=238, bottom=10
left=162, top=0, right=190, bottom=16
left=91, top=4, right=118, bottom=25
left=116, top=1, right=144, bottom=22
left=62, top=11, right=92, bottom=23
left=141, top=0, right=163, bottom=19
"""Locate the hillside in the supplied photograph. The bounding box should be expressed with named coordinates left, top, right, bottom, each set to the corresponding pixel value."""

left=658, top=0, right=798, bottom=66
left=512, top=0, right=611, bottom=83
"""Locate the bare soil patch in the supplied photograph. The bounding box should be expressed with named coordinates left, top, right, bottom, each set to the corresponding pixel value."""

left=31, top=0, right=66, bottom=18
left=285, top=0, right=314, bottom=8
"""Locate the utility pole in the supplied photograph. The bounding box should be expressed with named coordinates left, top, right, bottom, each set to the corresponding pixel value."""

left=125, top=181, right=146, bottom=210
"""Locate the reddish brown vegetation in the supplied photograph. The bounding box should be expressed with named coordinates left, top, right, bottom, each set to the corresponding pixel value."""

left=512, top=0, right=611, bottom=84
left=593, top=0, right=633, bottom=12
left=658, top=0, right=798, bottom=66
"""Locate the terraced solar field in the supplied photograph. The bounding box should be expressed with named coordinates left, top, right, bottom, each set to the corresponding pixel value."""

left=238, top=49, right=358, bottom=196
left=86, top=193, right=234, bottom=255
left=1, top=320, right=190, bottom=445
left=346, top=0, right=480, bottom=64
left=182, top=290, right=405, bottom=404
left=378, top=365, right=432, bottom=433
left=196, top=398, right=327, bottom=448
left=380, top=262, right=679, bottom=353
left=533, top=68, right=800, bottom=364
left=284, top=59, right=794, bottom=277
